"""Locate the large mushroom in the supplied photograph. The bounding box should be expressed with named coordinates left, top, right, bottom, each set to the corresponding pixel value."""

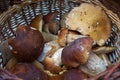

left=8, top=25, right=44, bottom=62
left=8, top=63, right=48, bottom=80
left=65, top=3, right=111, bottom=46
left=62, top=37, right=93, bottom=68
left=0, top=67, right=22, bottom=80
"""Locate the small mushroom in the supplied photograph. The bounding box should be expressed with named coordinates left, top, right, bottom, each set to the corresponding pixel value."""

left=43, top=48, right=65, bottom=74
left=61, top=69, right=87, bottom=80
left=58, top=28, right=87, bottom=47
left=44, top=21, right=59, bottom=35
left=92, top=46, right=116, bottom=54
left=65, top=3, right=111, bottom=46
left=43, top=11, right=58, bottom=24
left=38, top=40, right=61, bottom=62
left=30, top=14, right=43, bottom=32
left=62, top=37, right=93, bottom=67
left=30, top=14, right=58, bottom=42
left=8, top=25, right=44, bottom=62
left=43, top=11, right=60, bottom=35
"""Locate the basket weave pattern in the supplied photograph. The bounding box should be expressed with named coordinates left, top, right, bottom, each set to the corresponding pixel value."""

left=0, top=0, right=120, bottom=67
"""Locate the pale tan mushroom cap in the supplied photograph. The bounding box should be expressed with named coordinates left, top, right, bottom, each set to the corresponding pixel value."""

left=65, top=3, right=111, bottom=46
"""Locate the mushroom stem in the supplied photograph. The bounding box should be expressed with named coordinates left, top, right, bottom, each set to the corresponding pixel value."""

left=42, top=32, right=58, bottom=42
left=92, top=46, right=116, bottom=54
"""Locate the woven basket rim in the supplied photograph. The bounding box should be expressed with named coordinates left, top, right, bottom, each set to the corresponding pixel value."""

left=0, top=1, right=120, bottom=79
left=0, top=0, right=120, bottom=31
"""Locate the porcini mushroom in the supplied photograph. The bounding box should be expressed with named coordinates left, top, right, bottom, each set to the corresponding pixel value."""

left=9, top=63, right=48, bottom=80
left=65, top=3, right=111, bottom=46
left=61, top=69, right=86, bottom=80
left=43, top=11, right=60, bottom=35
left=58, top=28, right=87, bottom=47
left=38, top=40, right=61, bottom=62
left=30, top=14, right=58, bottom=42
left=0, top=67, right=22, bottom=80
left=43, top=48, right=65, bottom=74
left=8, top=25, right=44, bottom=62
left=62, top=37, right=93, bottom=67
left=30, top=14, right=43, bottom=32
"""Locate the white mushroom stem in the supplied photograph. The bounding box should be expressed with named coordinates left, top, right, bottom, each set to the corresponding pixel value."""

left=42, top=32, right=58, bottom=42
left=80, top=52, right=107, bottom=76
left=52, top=48, right=64, bottom=66
left=38, top=40, right=61, bottom=62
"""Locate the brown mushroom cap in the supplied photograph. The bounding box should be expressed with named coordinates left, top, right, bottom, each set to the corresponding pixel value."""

left=61, top=69, right=86, bottom=80
left=9, top=63, right=48, bottom=80
left=30, top=14, right=43, bottom=32
left=62, top=37, right=93, bottom=67
left=43, top=11, right=60, bottom=35
left=65, top=3, right=111, bottom=46
left=0, top=67, right=22, bottom=80
left=43, top=11, right=58, bottom=24
left=8, top=25, right=44, bottom=62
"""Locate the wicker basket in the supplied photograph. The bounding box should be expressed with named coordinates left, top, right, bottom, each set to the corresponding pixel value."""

left=0, top=0, right=120, bottom=75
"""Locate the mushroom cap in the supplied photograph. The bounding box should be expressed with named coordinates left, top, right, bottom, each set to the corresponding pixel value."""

left=30, top=14, right=43, bottom=32
left=9, top=63, right=48, bottom=80
left=65, top=3, right=111, bottom=46
left=61, top=69, right=86, bottom=80
left=58, top=28, right=86, bottom=47
left=62, top=37, right=93, bottom=68
left=43, top=11, right=58, bottom=24
left=8, top=25, right=44, bottom=62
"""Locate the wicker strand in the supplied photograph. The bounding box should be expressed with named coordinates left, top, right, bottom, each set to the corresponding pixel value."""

left=0, top=6, right=17, bottom=25
left=0, top=1, right=36, bottom=26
